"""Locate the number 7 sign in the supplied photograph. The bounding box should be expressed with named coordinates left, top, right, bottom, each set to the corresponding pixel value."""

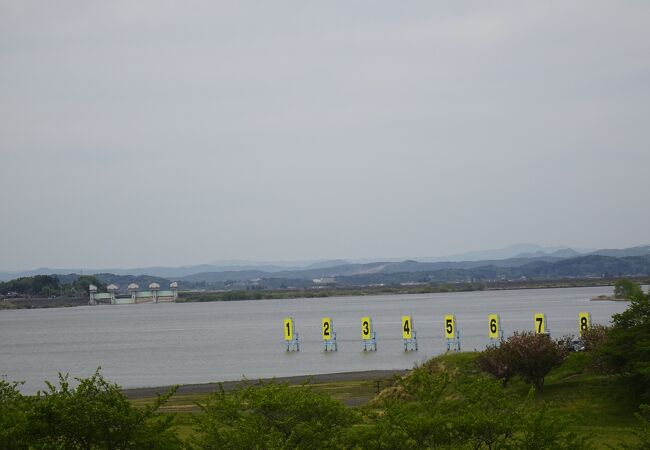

left=534, top=313, right=546, bottom=334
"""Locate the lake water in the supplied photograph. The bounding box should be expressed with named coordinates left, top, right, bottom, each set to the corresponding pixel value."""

left=0, top=286, right=630, bottom=393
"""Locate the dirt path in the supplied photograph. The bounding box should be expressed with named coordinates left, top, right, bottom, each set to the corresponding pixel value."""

left=122, top=369, right=408, bottom=399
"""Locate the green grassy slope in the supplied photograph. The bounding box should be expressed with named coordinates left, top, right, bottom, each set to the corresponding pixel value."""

left=130, top=352, right=643, bottom=447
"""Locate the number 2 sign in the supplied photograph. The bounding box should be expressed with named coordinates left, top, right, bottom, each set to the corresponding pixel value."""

left=322, top=317, right=332, bottom=341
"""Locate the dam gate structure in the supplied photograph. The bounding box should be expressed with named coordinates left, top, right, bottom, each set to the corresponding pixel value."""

left=89, top=281, right=178, bottom=305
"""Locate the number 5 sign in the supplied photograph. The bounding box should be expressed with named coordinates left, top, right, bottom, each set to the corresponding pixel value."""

left=444, top=315, right=456, bottom=339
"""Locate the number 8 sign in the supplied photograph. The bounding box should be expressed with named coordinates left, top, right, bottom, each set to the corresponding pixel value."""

left=578, top=312, right=590, bottom=336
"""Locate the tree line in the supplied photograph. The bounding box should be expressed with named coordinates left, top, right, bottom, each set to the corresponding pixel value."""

left=0, top=275, right=104, bottom=298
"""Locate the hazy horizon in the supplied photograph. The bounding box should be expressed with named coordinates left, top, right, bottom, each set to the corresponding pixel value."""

left=2, top=241, right=645, bottom=273
left=2, top=2, right=649, bottom=270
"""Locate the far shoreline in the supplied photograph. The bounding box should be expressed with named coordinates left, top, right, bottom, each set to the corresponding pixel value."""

left=2, top=278, right=646, bottom=310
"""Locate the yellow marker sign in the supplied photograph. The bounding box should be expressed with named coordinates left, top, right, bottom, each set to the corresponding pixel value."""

left=283, top=317, right=294, bottom=341
left=444, top=314, right=456, bottom=339
left=534, top=313, right=546, bottom=334
left=322, top=317, right=332, bottom=340
left=488, top=314, right=500, bottom=339
left=361, top=316, right=372, bottom=340
left=578, top=312, right=590, bottom=335
left=402, top=315, right=413, bottom=339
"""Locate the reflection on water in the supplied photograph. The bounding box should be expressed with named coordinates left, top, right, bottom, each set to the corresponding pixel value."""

left=0, top=286, right=629, bottom=393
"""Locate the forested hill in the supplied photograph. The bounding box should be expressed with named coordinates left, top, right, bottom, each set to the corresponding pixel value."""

left=2, top=254, right=650, bottom=294
left=330, top=254, right=650, bottom=286
left=176, top=254, right=650, bottom=285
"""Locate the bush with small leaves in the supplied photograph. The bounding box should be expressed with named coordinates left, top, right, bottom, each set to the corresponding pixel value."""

left=0, top=381, right=31, bottom=450
left=513, top=401, right=589, bottom=450
left=478, top=331, right=569, bottom=392
left=476, top=344, right=515, bottom=387
left=601, top=290, right=650, bottom=401
left=619, top=404, right=650, bottom=450
left=29, top=369, right=181, bottom=450
left=581, top=324, right=610, bottom=352
left=346, top=364, right=588, bottom=450
left=189, top=380, right=355, bottom=450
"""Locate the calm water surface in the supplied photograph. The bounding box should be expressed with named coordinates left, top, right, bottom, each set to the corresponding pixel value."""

left=0, top=286, right=630, bottom=393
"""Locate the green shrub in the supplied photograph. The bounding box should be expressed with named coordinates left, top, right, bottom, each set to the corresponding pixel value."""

left=614, top=278, right=645, bottom=300
left=476, top=344, right=515, bottom=387
left=29, top=370, right=181, bottom=450
left=601, top=289, right=650, bottom=401
left=477, top=331, right=569, bottom=392
left=0, top=381, right=31, bottom=450
left=189, top=381, right=355, bottom=449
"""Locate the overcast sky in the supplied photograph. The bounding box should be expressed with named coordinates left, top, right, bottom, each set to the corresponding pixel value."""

left=1, top=1, right=649, bottom=270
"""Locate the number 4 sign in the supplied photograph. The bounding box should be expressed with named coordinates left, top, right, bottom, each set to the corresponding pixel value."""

left=402, top=316, right=413, bottom=339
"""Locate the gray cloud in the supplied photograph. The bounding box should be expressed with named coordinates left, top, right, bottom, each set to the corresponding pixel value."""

left=1, top=1, right=649, bottom=269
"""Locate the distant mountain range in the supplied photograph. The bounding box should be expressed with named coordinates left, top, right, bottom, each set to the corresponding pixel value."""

left=2, top=245, right=649, bottom=290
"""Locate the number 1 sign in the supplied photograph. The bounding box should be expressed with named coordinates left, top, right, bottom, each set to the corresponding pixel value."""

left=283, top=317, right=294, bottom=341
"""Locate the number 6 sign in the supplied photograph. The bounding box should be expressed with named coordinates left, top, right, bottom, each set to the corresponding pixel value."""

left=488, top=314, right=500, bottom=339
